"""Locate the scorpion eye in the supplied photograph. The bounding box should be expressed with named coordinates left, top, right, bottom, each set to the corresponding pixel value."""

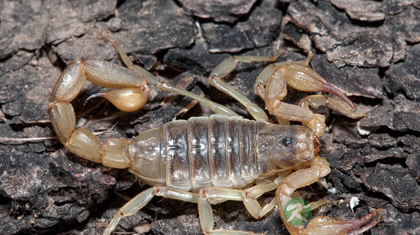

left=281, top=137, right=294, bottom=147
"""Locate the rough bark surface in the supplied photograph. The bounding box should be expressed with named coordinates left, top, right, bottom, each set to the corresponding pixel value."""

left=0, top=0, right=419, bottom=234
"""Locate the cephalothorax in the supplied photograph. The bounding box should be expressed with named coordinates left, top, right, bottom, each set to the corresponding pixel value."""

left=48, top=36, right=382, bottom=235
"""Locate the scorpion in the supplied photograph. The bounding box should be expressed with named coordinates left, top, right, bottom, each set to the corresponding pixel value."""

left=48, top=36, right=383, bottom=235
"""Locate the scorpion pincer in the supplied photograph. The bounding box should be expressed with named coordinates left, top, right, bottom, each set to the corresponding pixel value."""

left=48, top=37, right=383, bottom=235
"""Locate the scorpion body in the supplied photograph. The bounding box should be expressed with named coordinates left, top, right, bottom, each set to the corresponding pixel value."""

left=129, top=115, right=316, bottom=192
left=48, top=37, right=383, bottom=235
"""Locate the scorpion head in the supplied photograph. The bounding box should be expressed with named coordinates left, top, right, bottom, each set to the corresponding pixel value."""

left=257, top=124, right=317, bottom=172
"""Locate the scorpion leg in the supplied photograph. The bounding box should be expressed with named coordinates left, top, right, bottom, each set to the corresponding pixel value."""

left=209, top=52, right=285, bottom=121
left=276, top=156, right=383, bottom=235
left=199, top=172, right=294, bottom=235
left=105, top=182, right=281, bottom=235
left=103, top=186, right=199, bottom=235
left=199, top=184, right=276, bottom=235
left=103, top=36, right=239, bottom=117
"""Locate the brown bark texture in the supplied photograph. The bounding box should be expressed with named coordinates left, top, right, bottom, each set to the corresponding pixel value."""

left=0, top=0, right=419, bottom=234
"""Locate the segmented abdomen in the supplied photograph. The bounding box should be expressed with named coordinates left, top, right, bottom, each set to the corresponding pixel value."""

left=129, top=115, right=314, bottom=192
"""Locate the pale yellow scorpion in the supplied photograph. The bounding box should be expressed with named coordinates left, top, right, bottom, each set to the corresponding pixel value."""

left=48, top=37, right=383, bottom=235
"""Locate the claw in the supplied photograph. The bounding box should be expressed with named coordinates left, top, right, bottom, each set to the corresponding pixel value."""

left=284, top=63, right=357, bottom=111
left=302, top=208, right=383, bottom=235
